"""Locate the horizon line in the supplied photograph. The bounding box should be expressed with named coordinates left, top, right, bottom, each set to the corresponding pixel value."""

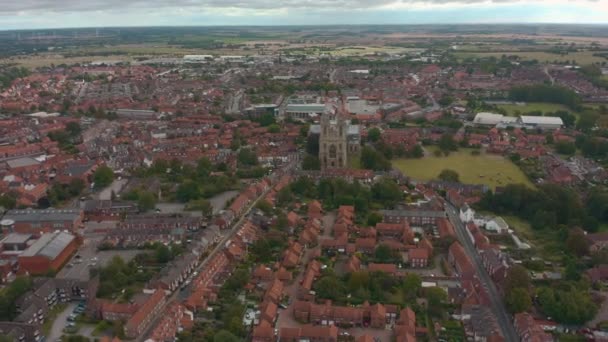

left=2, top=22, right=608, bottom=33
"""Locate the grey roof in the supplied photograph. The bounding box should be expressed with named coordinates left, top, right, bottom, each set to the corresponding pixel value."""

left=309, top=124, right=360, bottom=136
left=519, top=115, right=564, bottom=126
left=0, top=233, right=32, bottom=245
left=381, top=209, right=446, bottom=218
left=4, top=209, right=81, bottom=222
left=286, top=103, right=326, bottom=113
left=6, top=157, right=40, bottom=169
left=65, top=161, right=96, bottom=176
left=21, top=232, right=75, bottom=259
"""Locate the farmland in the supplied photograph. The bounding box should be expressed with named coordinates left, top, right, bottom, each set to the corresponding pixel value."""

left=454, top=50, right=607, bottom=64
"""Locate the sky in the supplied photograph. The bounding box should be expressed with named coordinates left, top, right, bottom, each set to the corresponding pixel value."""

left=1, top=0, right=608, bottom=30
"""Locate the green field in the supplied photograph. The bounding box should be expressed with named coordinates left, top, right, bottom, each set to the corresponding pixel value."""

left=454, top=50, right=606, bottom=64
left=496, top=102, right=570, bottom=116
left=394, top=149, right=534, bottom=189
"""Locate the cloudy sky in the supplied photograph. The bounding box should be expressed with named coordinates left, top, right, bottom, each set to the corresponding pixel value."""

left=1, top=0, right=607, bottom=30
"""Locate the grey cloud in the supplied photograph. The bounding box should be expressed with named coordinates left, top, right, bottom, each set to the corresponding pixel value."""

left=0, top=0, right=564, bottom=14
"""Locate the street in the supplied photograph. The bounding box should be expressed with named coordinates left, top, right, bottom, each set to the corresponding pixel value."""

left=445, top=204, right=519, bottom=342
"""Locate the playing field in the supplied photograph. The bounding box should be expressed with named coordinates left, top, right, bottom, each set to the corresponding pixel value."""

left=393, top=149, right=534, bottom=189
left=496, top=102, right=570, bottom=116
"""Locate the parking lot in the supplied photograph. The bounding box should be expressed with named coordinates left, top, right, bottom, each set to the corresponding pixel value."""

left=56, top=233, right=141, bottom=281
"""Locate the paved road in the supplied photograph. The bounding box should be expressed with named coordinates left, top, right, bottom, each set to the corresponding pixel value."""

left=138, top=171, right=288, bottom=341
left=47, top=303, right=76, bottom=342
left=445, top=203, right=518, bottom=342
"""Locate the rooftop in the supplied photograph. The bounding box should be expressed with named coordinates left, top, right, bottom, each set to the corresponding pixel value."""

left=20, top=231, right=75, bottom=259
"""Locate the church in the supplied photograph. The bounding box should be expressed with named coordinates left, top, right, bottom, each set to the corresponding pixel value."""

left=309, top=113, right=360, bottom=170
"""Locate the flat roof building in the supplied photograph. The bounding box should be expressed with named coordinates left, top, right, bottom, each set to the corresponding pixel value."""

left=2, top=209, right=84, bottom=234
left=19, top=232, right=78, bottom=275
left=518, top=116, right=564, bottom=130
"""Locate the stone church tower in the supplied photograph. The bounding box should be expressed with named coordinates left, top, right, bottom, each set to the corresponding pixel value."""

left=319, top=113, right=349, bottom=170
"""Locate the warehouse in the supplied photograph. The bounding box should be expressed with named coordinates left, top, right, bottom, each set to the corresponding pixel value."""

left=18, top=232, right=78, bottom=275
left=518, top=116, right=564, bottom=130
left=1, top=209, right=83, bottom=234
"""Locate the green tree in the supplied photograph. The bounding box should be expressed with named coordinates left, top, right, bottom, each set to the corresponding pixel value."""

left=555, top=141, right=576, bottom=155
left=93, top=165, right=114, bottom=189
left=366, top=212, right=383, bottom=227
left=268, top=124, right=280, bottom=133
left=566, top=228, right=589, bottom=257
left=302, top=154, right=321, bottom=170
left=367, top=127, right=381, bottom=142
left=403, top=273, right=422, bottom=302
left=438, top=133, right=458, bottom=154
left=504, top=265, right=531, bottom=294
left=425, top=287, right=447, bottom=317
left=506, top=287, right=532, bottom=314
left=361, top=146, right=391, bottom=171
left=213, top=330, right=240, bottom=342
left=176, top=181, right=200, bottom=203
left=255, top=200, right=273, bottom=215
left=237, top=148, right=258, bottom=167
left=371, top=177, right=402, bottom=208
left=438, top=169, right=460, bottom=182
left=374, top=244, right=394, bottom=263
left=137, top=191, right=157, bottom=212
left=314, top=275, right=346, bottom=301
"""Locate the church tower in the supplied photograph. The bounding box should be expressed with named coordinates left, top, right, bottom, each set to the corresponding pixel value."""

left=319, top=113, right=348, bottom=170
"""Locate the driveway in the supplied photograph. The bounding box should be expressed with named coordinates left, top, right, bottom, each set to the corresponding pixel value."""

left=47, top=303, right=76, bottom=342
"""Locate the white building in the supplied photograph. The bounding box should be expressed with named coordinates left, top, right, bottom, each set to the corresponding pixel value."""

left=459, top=205, right=475, bottom=223
left=473, top=112, right=506, bottom=126
left=485, top=217, right=509, bottom=234
left=518, top=116, right=564, bottom=130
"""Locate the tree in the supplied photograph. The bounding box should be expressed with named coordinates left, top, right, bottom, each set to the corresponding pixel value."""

left=438, top=169, right=460, bottom=182
left=566, top=228, right=589, bottom=257
left=438, top=133, right=458, bottom=154
left=371, top=177, right=402, bottom=208
left=555, top=141, right=576, bottom=155
left=302, top=154, right=321, bottom=170
left=176, top=181, right=200, bottom=203
left=155, top=244, right=172, bottom=264
left=93, top=165, right=114, bottom=189
left=255, top=200, right=273, bottom=215
left=213, top=330, right=240, bottom=342
left=367, top=127, right=381, bottom=142
left=403, top=274, right=422, bottom=302
left=268, top=124, right=280, bottom=133
left=198, top=199, right=213, bottom=218
left=196, top=158, right=213, bottom=178
left=137, top=191, right=157, bottom=212
left=366, top=212, right=383, bottom=227
left=425, top=287, right=447, bottom=317
left=410, top=145, right=424, bottom=158
left=361, top=146, right=391, bottom=171
left=537, top=285, right=598, bottom=324
left=237, top=148, right=258, bottom=167
left=314, top=275, right=346, bottom=301
left=276, top=187, right=293, bottom=206
left=374, top=244, right=394, bottom=263
left=504, top=265, right=531, bottom=294
left=505, top=287, right=532, bottom=313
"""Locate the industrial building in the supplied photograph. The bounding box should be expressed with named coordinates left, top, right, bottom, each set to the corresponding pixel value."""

left=18, top=232, right=78, bottom=275
left=1, top=209, right=83, bottom=234
left=518, top=116, right=564, bottom=130
left=473, top=112, right=516, bottom=126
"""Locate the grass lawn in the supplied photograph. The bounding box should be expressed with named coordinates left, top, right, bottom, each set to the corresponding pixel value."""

left=496, top=102, right=571, bottom=116
left=393, top=148, right=534, bottom=190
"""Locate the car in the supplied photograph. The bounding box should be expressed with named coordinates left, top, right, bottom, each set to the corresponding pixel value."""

left=66, top=322, right=76, bottom=327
